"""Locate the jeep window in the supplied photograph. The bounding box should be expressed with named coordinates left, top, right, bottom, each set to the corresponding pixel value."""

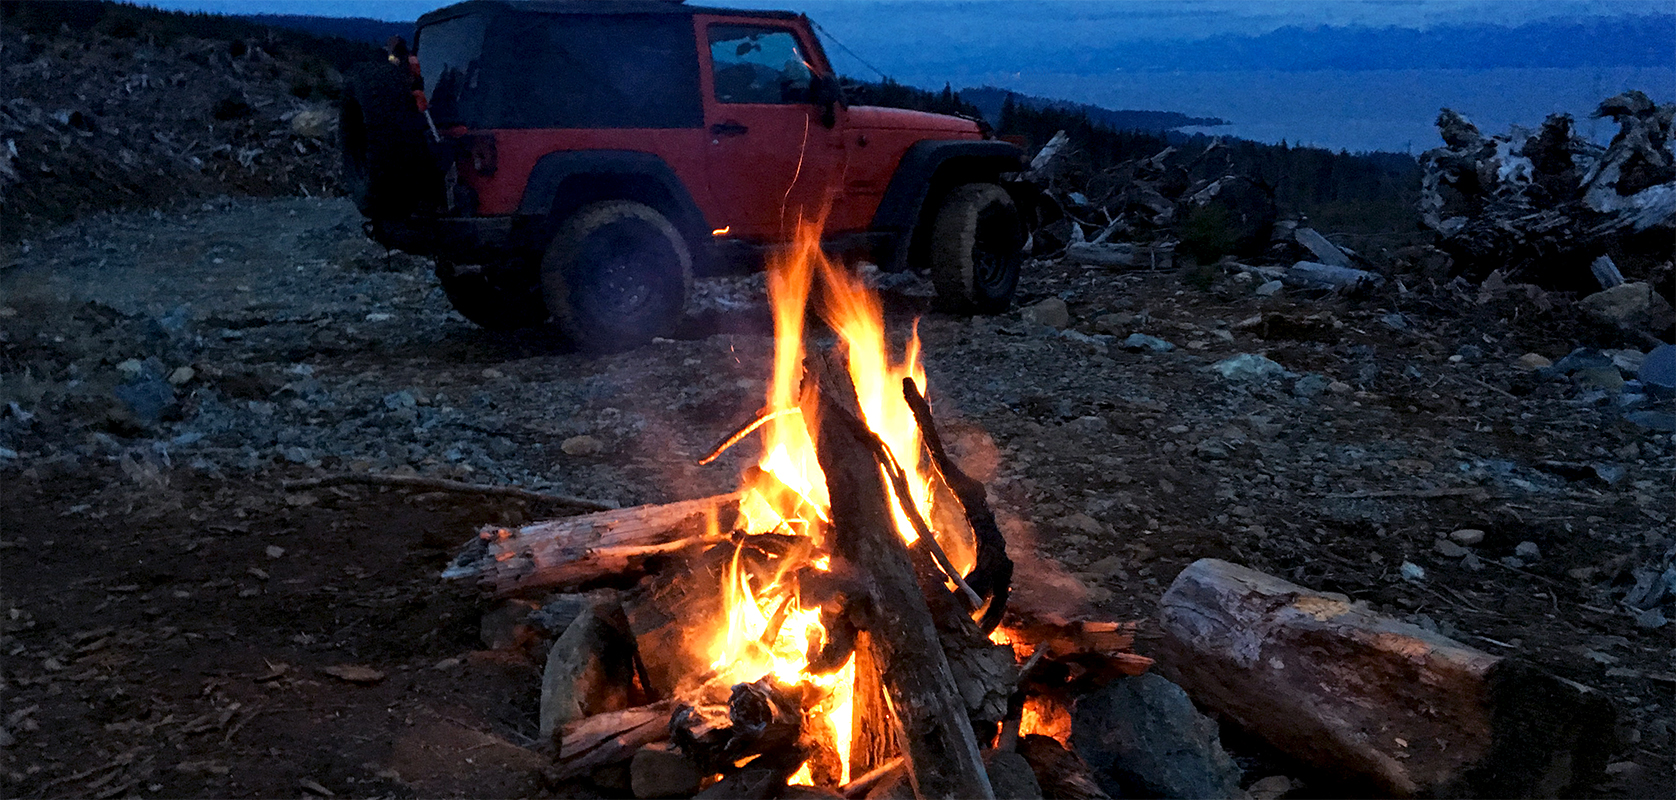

left=420, top=13, right=701, bottom=129
left=417, top=14, right=485, bottom=128
left=708, top=25, right=813, bottom=104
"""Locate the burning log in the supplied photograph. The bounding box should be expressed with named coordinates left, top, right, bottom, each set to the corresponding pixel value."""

left=443, top=492, right=743, bottom=597
left=902, top=377, right=1012, bottom=633
left=552, top=700, right=676, bottom=782
left=1156, top=559, right=1616, bottom=798
left=802, top=350, right=997, bottom=800
left=1016, top=734, right=1111, bottom=800
left=671, top=679, right=809, bottom=776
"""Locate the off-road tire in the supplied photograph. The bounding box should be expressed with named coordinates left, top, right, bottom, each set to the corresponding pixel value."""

left=436, top=258, right=548, bottom=331
left=541, top=201, right=693, bottom=352
left=929, top=183, right=1024, bottom=314
left=340, top=62, right=441, bottom=219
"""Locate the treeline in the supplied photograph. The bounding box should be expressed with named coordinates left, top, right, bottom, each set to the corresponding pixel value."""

left=1, top=1, right=381, bottom=71
left=838, top=78, right=988, bottom=120
left=843, top=79, right=1420, bottom=233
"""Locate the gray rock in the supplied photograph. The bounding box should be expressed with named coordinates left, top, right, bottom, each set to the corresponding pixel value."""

left=1633, top=607, right=1667, bottom=629
left=112, top=375, right=178, bottom=426
left=1625, top=411, right=1676, bottom=431
left=1094, top=312, right=1135, bottom=335
left=1549, top=347, right=1613, bottom=375
left=1255, top=280, right=1284, bottom=297
left=630, top=742, right=701, bottom=799
left=1071, top=673, right=1243, bottom=799
left=985, top=750, right=1045, bottom=800
left=1284, top=261, right=1384, bottom=291
left=1640, top=344, right=1676, bottom=391
left=1212, top=354, right=1295, bottom=383
left=1578, top=282, right=1675, bottom=334
left=1435, top=539, right=1470, bottom=558
left=1449, top=528, right=1486, bottom=546
left=1515, top=541, right=1541, bottom=559
left=1022, top=297, right=1071, bottom=329
left=1293, top=227, right=1352, bottom=268
left=1196, top=440, right=1230, bottom=460
left=1122, top=333, right=1175, bottom=352
left=1380, top=313, right=1409, bottom=331
left=539, top=602, right=637, bottom=746
left=1292, top=373, right=1330, bottom=398
left=1574, top=366, right=1625, bottom=392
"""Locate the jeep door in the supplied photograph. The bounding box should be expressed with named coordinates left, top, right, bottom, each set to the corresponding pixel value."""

left=696, top=17, right=845, bottom=240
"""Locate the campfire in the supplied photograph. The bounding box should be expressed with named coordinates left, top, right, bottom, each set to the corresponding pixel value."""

left=443, top=223, right=1151, bottom=799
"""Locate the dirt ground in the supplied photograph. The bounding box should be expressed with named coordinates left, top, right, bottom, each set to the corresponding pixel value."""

left=1, top=197, right=1672, bottom=798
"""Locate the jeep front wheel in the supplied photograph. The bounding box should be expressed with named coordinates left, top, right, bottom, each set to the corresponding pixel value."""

left=541, top=201, right=693, bottom=352
left=929, top=183, right=1024, bottom=314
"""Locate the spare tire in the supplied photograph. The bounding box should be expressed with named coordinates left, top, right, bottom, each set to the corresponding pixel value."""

left=929, top=183, right=1025, bottom=314
left=541, top=201, right=692, bottom=352
left=340, top=61, right=442, bottom=219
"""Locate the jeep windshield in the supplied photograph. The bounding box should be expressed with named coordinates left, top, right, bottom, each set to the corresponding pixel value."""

left=417, top=12, right=702, bottom=130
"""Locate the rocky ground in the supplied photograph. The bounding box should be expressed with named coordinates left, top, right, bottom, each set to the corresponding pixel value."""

left=1, top=196, right=1673, bottom=798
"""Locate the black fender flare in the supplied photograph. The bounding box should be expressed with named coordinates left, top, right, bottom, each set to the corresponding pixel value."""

left=517, top=150, right=711, bottom=264
left=870, top=140, right=1028, bottom=271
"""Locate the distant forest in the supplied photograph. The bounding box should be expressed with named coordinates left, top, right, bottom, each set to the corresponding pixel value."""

left=1, top=0, right=381, bottom=69
left=841, top=79, right=1420, bottom=234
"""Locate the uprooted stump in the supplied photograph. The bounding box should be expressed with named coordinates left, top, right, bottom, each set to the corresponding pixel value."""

left=1155, top=559, right=1616, bottom=798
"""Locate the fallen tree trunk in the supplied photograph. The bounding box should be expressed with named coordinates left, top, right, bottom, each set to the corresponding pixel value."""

left=1155, top=559, right=1615, bottom=798
left=442, top=492, right=743, bottom=597
left=803, top=352, right=996, bottom=800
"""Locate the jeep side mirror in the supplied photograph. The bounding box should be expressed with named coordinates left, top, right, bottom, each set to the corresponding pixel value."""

left=810, top=74, right=842, bottom=128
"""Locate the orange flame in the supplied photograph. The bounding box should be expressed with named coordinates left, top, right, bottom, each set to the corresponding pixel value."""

left=703, top=219, right=977, bottom=787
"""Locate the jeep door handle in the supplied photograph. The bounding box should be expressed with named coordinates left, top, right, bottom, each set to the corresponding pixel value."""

left=710, top=121, right=749, bottom=137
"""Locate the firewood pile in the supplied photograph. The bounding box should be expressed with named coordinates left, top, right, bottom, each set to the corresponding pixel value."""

left=1417, top=90, right=1676, bottom=294
left=442, top=228, right=1150, bottom=800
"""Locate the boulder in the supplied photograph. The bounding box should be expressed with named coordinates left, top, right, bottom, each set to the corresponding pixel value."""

left=538, top=600, right=638, bottom=746
left=1070, top=673, right=1243, bottom=799
left=1578, top=282, right=1675, bottom=335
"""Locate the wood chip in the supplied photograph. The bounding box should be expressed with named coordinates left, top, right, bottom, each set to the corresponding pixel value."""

left=300, top=778, right=335, bottom=796
left=321, top=664, right=385, bottom=685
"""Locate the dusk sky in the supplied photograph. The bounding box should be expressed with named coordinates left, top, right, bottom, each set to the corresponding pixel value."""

left=133, top=0, right=1676, bottom=153
left=138, top=0, right=1674, bottom=35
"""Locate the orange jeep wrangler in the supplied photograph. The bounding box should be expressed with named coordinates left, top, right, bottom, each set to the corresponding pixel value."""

left=341, top=0, right=1035, bottom=350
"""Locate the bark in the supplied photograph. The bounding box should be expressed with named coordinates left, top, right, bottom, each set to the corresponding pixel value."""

left=442, top=492, right=743, bottom=598
left=552, top=701, right=675, bottom=781
left=802, top=352, right=996, bottom=800
left=1156, top=559, right=1616, bottom=798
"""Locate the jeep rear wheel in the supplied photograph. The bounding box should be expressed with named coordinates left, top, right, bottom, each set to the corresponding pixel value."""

left=340, top=62, right=441, bottom=219
left=541, top=201, right=692, bottom=352
left=929, top=183, right=1024, bottom=314
left=437, top=258, right=548, bottom=331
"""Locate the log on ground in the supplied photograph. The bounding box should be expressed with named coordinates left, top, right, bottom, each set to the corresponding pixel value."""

left=442, top=492, right=743, bottom=598
left=1155, top=558, right=1615, bottom=798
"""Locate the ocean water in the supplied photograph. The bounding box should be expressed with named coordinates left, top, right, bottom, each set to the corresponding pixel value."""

left=947, top=66, right=1676, bottom=154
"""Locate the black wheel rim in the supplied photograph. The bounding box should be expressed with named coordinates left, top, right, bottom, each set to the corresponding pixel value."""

left=574, top=220, right=678, bottom=325
left=972, top=203, right=1020, bottom=297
